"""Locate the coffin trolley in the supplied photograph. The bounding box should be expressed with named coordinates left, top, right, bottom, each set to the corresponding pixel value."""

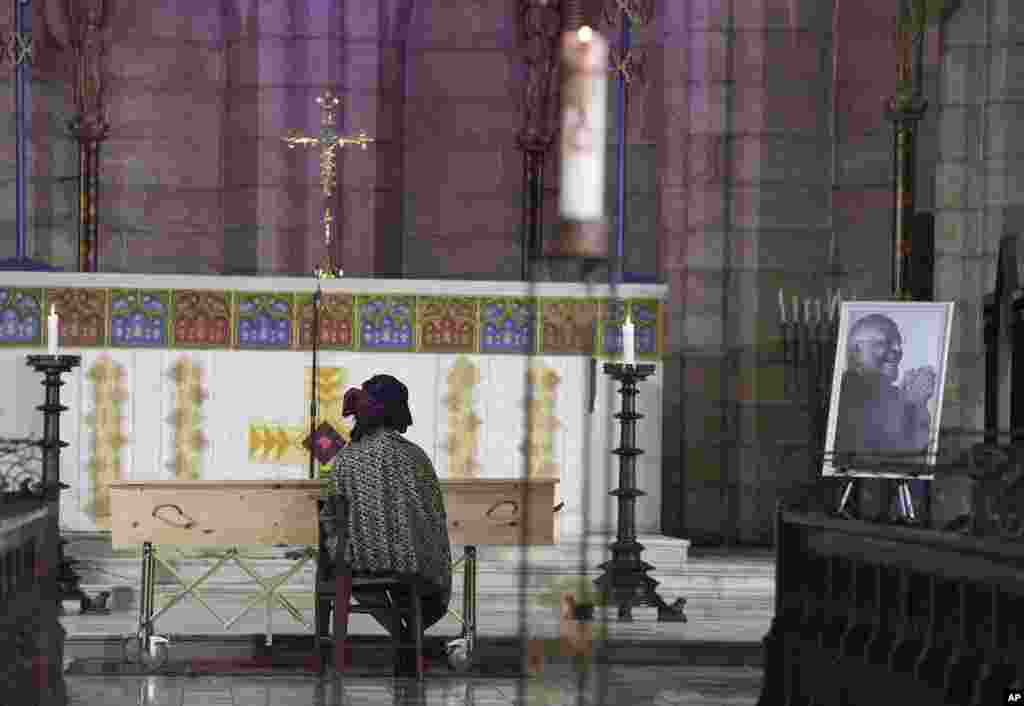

left=109, top=478, right=561, bottom=664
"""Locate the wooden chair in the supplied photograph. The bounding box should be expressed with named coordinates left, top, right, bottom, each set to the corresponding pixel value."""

left=316, top=496, right=425, bottom=680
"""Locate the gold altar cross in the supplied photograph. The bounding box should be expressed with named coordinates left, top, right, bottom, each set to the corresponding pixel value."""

left=283, top=92, right=374, bottom=279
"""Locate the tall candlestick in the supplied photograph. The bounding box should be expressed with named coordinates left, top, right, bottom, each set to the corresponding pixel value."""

left=622, top=313, right=636, bottom=366
left=778, top=289, right=787, bottom=323
left=47, top=305, right=59, bottom=356
left=558, top=26, right=609, bottom=254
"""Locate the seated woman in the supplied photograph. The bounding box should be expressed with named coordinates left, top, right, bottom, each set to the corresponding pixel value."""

left=321, top=374, right=451, bottom=673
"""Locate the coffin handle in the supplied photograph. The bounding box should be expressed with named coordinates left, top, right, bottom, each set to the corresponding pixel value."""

left=152, top=504, right=196, bottom=529
left=485, top=500, right=519, bottom=518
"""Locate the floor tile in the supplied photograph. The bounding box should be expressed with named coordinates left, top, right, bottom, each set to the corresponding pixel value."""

left=67, top=665, right=761, bottom=706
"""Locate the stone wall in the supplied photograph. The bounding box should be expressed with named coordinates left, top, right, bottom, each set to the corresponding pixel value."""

left=6, top=0, right=1003, bottom=543
left=930, top=0, right=1024, bottom=526
left=659, top=0, right=843, bottom=544
left=102, top=1, right=225, bottom=273
left=401, top=2, right=524, bottom=280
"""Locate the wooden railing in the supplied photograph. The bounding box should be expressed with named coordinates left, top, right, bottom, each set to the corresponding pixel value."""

left=0, top=437, right=66, bottom=705
left=759, top=508, right=1024, bottom=705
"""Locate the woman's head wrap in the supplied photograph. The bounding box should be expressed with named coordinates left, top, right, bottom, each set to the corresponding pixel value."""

left=342, top=374, right=413, bottom=441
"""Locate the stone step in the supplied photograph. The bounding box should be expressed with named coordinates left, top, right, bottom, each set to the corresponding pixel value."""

left=62, top=532, right=693, bottom=566
left=63, top=532, right=700, bottom=588
left=70, top=561, right=767, bottom=599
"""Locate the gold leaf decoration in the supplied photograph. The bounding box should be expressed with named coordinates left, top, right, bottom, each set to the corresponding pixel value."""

left=85, top=355, right=127, bottom=528
left=445, top=356, right=481, bottom=479
left=168, top=357, right=207, bottom=480
left=248, top=367, right=350, bottom=475
left=526, top=363, right=561, bottom=479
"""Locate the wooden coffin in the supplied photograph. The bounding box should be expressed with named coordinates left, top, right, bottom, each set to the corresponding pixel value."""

left=110, top=478, right=560, bottom=548
left=443, top=478, right=560, bottom=546
left=109, top=480, right=322, bottom=549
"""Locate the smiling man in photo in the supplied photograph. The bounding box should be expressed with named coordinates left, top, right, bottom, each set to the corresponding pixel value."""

left=834, top=313, right=937, bottom=464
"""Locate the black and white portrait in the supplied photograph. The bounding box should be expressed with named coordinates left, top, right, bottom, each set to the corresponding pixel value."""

left=823, top=301, right=955, bottom=479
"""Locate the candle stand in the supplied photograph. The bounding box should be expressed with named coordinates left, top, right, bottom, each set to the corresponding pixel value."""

left=593, top=363, right=686, bottom=622
left=780, top=316, right=839, bottom=482
left=27, top=355, right=81, bottom=495
left=20, top=354, right=79, bottom=706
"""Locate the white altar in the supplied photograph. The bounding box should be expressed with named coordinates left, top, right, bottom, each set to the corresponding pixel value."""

left=0, top=272, right=667, bottom=541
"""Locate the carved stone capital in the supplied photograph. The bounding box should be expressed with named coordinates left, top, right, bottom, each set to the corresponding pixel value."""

left=516, top=129, right=554, bottom=155
left=44, top=0, right=72, bottom=49
left=68, top=113, right=111, bottom=143
left=69, top=0, right=109, bottom=140
left=519, top=0, right=563, bottom=151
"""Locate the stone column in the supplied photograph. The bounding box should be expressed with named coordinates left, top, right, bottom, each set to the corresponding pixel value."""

left=664, top=0, right=839, bottom=543
left=67, top=0, right=111, bottom=272
left=0, top=2, right=13, bottom=259
left=659, top=0, right=733, bottom=543
left=931, top=0, right=1024, bottom=526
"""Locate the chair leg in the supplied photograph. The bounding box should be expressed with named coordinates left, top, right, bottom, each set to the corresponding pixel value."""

left=334, top=574, right=353, bottom=672
left=410, top=584, right=423, bottom=681
left=316, top=597, right=330, bottom=674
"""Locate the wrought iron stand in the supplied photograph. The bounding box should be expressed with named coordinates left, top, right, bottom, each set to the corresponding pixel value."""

left=594, top=363, right=686, bottom=622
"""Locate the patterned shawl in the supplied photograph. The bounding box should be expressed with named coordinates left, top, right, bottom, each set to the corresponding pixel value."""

left=323, top=428, right=451, bottom=606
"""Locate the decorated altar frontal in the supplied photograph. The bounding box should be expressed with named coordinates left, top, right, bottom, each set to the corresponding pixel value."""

left=0, top=272, right=667, bottom=540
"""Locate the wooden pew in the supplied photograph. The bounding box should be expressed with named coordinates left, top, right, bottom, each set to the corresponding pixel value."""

left=759, top=508, right=1024, bottom=705
left=110, top=478, right=560, bottom=658
left=0, top=496, right=66, bottom=706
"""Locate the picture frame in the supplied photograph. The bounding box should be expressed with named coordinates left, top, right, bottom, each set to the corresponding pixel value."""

left=822, top=301, right=955, bottom=480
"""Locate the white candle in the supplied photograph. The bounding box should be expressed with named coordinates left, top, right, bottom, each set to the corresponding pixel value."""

left=559, top=27, right=609, bottom=224
left=814, top=298, right=822, bottom=323
left=622, top=314, right=635, bottom=366
left=831, top=290, right=840, bottom=320
left=804, top=298, right=812, bottom=324
left=792, top=295, right=799, bottom=323
left=778, top=289, right=787, bottom=323
left=47, top=305, right=59, bottom=356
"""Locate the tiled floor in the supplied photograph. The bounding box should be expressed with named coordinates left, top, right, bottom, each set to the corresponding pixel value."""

left=62, top=549, right=775, bottom=645
left=67, top=665, right=763, bottom=705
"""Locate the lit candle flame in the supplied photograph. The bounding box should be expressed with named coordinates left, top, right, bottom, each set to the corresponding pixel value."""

left=577, top=26, right=593, bottom=43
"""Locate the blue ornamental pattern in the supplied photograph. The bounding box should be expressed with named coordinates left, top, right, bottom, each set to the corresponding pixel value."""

left=0, top=283, right=663, bottom=356
left=358, top=296, right=414, bottom=351
left=603, top=300, right=656, bottom=356
left=0, top=288, right=41, bottom=344
left=236, top=294, right=291, bottom=348
left=480, top=299, right=536, bottom=354
left=110, top=291, right=168, bottom=347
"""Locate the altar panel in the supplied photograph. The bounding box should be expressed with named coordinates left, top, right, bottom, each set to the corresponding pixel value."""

left=0, top=274, right=668, bottom=539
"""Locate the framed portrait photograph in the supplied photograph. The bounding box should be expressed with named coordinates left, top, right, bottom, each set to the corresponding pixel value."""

left=822, top=301, right=955, bottom=479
